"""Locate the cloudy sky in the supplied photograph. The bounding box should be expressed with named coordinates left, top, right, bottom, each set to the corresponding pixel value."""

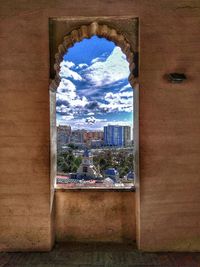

left=56, top=35, right=133, bottom=130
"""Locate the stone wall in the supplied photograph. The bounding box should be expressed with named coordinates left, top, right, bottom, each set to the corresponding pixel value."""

left=55, top=191, right=136, bottom=243
left=0, top=0, right=200, bottom=251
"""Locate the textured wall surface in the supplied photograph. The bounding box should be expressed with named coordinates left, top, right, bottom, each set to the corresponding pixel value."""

left=55, top=191, right=136, bottom=243
left=0, top=0, right=200, bottom=252
left=0, top=2, right=52, bottom=251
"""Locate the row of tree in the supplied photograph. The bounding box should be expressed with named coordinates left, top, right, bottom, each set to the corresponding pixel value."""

left=57, top=148, right=134, bottom=178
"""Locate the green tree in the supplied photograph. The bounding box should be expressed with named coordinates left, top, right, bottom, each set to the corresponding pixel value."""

left=57, top=150, right=82, bottom=174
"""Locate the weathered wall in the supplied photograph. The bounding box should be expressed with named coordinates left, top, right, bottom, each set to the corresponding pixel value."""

left=55, top=191, right=135, bottom=243
left=0, top=3, right=52, bottom=251
left=138, top=3, right=200, bottom=251
left=0, top=0, right=200, bottom=251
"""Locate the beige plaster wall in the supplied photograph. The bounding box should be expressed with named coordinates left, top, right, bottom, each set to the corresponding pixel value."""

left=55, top=191, right=136, bottom=243
left=0, top=0, right=200, bottom=251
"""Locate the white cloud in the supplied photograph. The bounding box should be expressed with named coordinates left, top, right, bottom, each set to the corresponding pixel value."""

left=57, top=116, right=107, bottom=131
left=76, top=63, right=88, bottom=69
left=56, top=105, right=71, bottom=114
left=57, top=76, right=89, bottom=113
left=60, top=61, right=82, bottom=81
left=61, top=114, right=74, bottom=120
left=60, top=68, right=82, bottom=81
left=70, top=96, right=88, bottom=108
left=99, top=102, right=132, bottom=113
left=85, top=47, right=130, bottom=87
left=56, top=48, right=133, bottom=120
left=57, top=79, right=77, bottom=103
left=57, top=77, right=133, bottom=115
left=87, top=112, right=95, bottom=116
left=91, top=57, right=101, bottom=64
left=105, top=91, right=133, bottom=100
left=60, top=61, right=75, bottom=69
left=120, top=84, right=132, bottom=92
left=57, top=79, right=76, bottom=94
left=99, top=90, right=133, bottom=112
left=85, top=116, right=96, bottom=124
left=57, top=92, right=88, bottom=110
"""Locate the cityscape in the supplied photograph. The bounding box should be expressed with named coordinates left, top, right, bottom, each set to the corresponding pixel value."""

left=57, top=124, right=134, bottom=189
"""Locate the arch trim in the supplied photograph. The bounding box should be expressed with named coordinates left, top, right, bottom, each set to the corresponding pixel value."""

left=49, top=21, right=137, bottom=92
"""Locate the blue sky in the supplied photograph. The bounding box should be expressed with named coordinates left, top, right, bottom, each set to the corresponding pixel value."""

left=56, top=36, right=133, bottom=130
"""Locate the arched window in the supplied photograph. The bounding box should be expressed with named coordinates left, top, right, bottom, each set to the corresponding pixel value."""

left=50, top=22, right=138, bottom=190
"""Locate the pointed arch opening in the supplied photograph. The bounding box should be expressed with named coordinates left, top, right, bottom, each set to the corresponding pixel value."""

left=49, top=21, right=138, bottom=191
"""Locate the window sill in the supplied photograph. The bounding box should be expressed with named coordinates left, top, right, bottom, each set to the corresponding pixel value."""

left=55, top=185, right=135, bottom=192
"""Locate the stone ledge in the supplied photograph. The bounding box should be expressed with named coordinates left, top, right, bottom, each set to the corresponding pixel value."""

left=55, top=186, right=136, bottom=192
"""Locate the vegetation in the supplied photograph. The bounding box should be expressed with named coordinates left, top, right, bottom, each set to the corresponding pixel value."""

left=67, top=143, right=79, bottom=150
left=93, top=149, right=134, bottom=178
left=57, top=148, right=134, bottom=178
left=57, top=149, right=82, bottom=173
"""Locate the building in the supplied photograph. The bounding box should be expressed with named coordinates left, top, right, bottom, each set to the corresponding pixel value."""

left=70, top=129, right=86, bottom=145
left=83, top=131, right=103, bottom=142
left=104, top=168, right=120, bottom=182
left=125, top=171, right=134, bottom=180
left=57, top=125, right=71, bottom=150
left=77, top=149, right=102, bottom=180
left=90, top=139, right=104, bottom=148
left=83, top=131, right=104, bottom=147
left=104, top=125, right=131, bottom=147
left=123, top=126, right=132, bottom=146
